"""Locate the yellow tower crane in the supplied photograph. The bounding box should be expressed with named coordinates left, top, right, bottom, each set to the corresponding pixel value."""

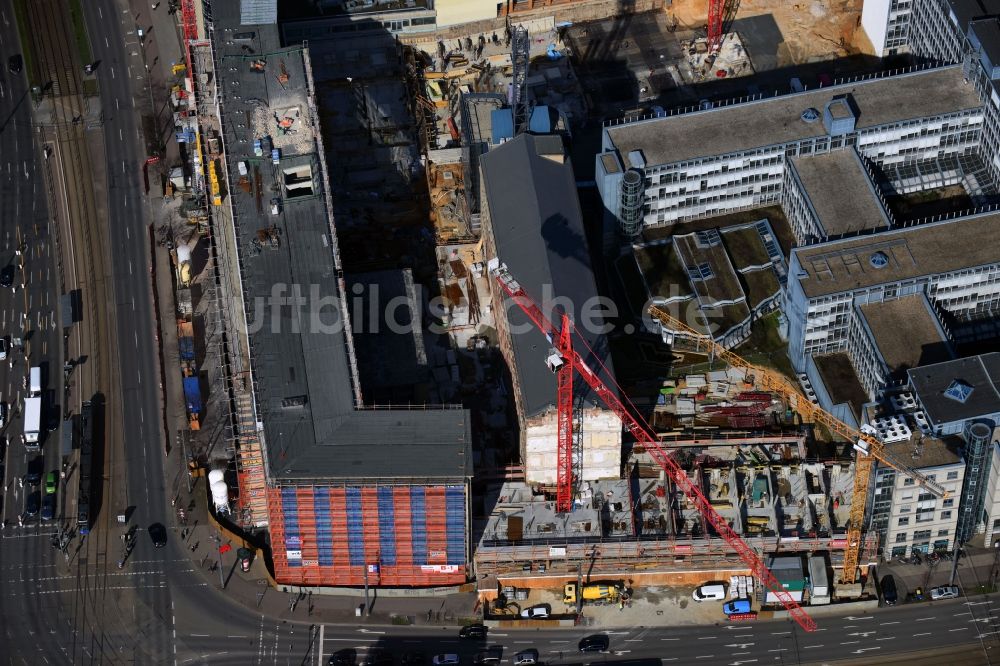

left=648, top=305, right=948, bottom=583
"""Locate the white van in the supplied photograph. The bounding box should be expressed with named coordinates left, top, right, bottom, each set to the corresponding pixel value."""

left=29, top=366, right=41, bottom=397
left=692, top=583, right=727, bottom=601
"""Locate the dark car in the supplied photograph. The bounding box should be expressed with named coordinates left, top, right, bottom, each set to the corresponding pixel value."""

left=24, top=492, right=39, bottom=517
left=7, top=54, right=21, bottom=74
left=459, top=624, right=487, bottom=639
left=578, top=634, right=609, bottom=653
left=401, top=653, right=427, bottom=666
left=881, top=574, right=898, bottom=606
left=363, top=648, right=393, bottom=666
left=41, top=495, right=55, bottom=521
left=25, top=456, right=43, bottom=485
left=0, top=265, right=14, bottom=288
left=328, top=649, right=357, bottom=666
left=148, top=523, right=167, bottom=548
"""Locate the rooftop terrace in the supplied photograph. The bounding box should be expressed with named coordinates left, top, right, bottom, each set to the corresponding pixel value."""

left=858, top=294, right=953, bottom=381
left=605, top=66, right=981, bottom=168
left=791, top=149, right=890, bottom=237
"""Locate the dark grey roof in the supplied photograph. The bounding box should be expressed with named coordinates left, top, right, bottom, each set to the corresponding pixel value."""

left=277, top=410, right=472, bottom=481
left=972, top=18, right=1000, bottom=69
left=213, top=2, right=470, bottom=482
left=480, top=134, right=614, bottom=418
left=949, top=0, right=1000, bottom=32
left=346, top=269, right=429, bottom=401
left=908, top=353, right=1000, bottom=427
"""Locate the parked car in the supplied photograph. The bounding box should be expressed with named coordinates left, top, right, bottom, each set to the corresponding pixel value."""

left=723, top=599, right=752, bottom=615
left=432, top=656, right=459, bottom=666
left=7, top=54, right=22, bottom=74
left=459, top=624, right=487, bottom=639
left=881, top=574, right=898, bottom=606
left=45, top=471, right=57, bottom=495
left=0, top=337, right=8, bottom=360
left=0, top=265, right=14, bottom=288
left=520, top=604, right=551, bottom=619
left=692, top=583, right=727, bottom=601
left=513, top=649, right=539, bottom=665
left=931, top=585, right=960, bottom=600
left=401, top=653, right=427, bottom=666
left=578, top=634, right=609, bottom=653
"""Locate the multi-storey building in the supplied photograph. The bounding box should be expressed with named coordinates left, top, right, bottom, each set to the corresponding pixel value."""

left=862, top=0, right=917, bottom=57
left=909, top=354, right=1000, bottom=542
left=214, top=3, right=473, bottom=588
left=783, top=213, right=1000, bottom=374
left=479, top=133, right=622, bottom=485
left=870, top=447, right=965, bottom=559
left=595, top=66, right=983, bottom=240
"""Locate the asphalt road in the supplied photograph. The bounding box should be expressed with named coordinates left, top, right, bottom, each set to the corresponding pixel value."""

left=168, top=593, right=1000, bottom=665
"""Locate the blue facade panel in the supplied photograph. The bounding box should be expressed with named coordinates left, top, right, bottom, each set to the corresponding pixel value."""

left=445, top=485, right=465, bottom=565
left=280, top=488, right=301, bottom=568
left=410, top=487, right=427, bottom=565
left=314, top=488, right=333, bottom=567
left=377, top=486, right=397, bottom=566
left=346, top=487, right=365, bottom=566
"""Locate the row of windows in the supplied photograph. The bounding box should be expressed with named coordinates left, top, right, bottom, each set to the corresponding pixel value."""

left=897, top=510, right=953, bottom=526
left=895, top=528, right=949, bottom=543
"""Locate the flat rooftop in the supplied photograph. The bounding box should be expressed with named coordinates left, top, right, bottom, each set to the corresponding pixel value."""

left=858, top=294, right=953, bottom=381
left=673, top=231, right=746, bottom=306
left=214, top=3, right=470, bottom=481
left=909, top=352, right=1000, bottom=427
left=606, top=66, right=981, bottom=168
left=882, top=431, right=962, bottom=470
left=791, top=150, right=889, bottom=237
left=791, top=211, right=1000, bottom=298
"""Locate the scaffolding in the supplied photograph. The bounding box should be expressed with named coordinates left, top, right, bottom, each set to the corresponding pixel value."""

left=267, top=482, right=468, bottom=587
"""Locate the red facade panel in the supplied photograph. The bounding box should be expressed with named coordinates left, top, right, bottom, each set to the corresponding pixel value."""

left=267, top=483, right=467, bottom=588
left=425, top=486, right=447, bottom=565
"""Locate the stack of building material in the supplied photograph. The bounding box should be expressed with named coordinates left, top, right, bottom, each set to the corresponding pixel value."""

left=685, top=374, right=707, bottom=389
left=676, top=398, right=696, bottom=415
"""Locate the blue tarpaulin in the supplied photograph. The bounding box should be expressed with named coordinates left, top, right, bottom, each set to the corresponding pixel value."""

left=183, top=376, right=201, bottom=413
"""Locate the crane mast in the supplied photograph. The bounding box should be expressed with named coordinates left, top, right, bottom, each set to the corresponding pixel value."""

left=647, top=305, right=947, bottom=584
left=493, top=265, right=818, bottom=632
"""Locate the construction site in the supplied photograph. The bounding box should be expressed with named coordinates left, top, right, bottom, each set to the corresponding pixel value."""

left=142, top=0, right=998, bottom=636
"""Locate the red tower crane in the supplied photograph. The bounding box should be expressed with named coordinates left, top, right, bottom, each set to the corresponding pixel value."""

left=553, top=313, right=575, bottom=513
left=707, top=0, right=724, bottom=52
left=492, top=264, right=817, bottom=633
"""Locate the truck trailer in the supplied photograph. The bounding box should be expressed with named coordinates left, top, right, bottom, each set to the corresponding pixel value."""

left=24, top=396, right=41, bottom=449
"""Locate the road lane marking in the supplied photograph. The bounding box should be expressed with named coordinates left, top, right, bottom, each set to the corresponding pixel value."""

left=950, top=627, right=969, bottom=631
left=912, top=632, right=931, bottom=637
left=915, top=617, right=936, bottom=621
left=803, top=645, right=824, bottom=649
left=841, top=641, right=859, bottom=645
left=879, top=621, right=900, bottom=626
